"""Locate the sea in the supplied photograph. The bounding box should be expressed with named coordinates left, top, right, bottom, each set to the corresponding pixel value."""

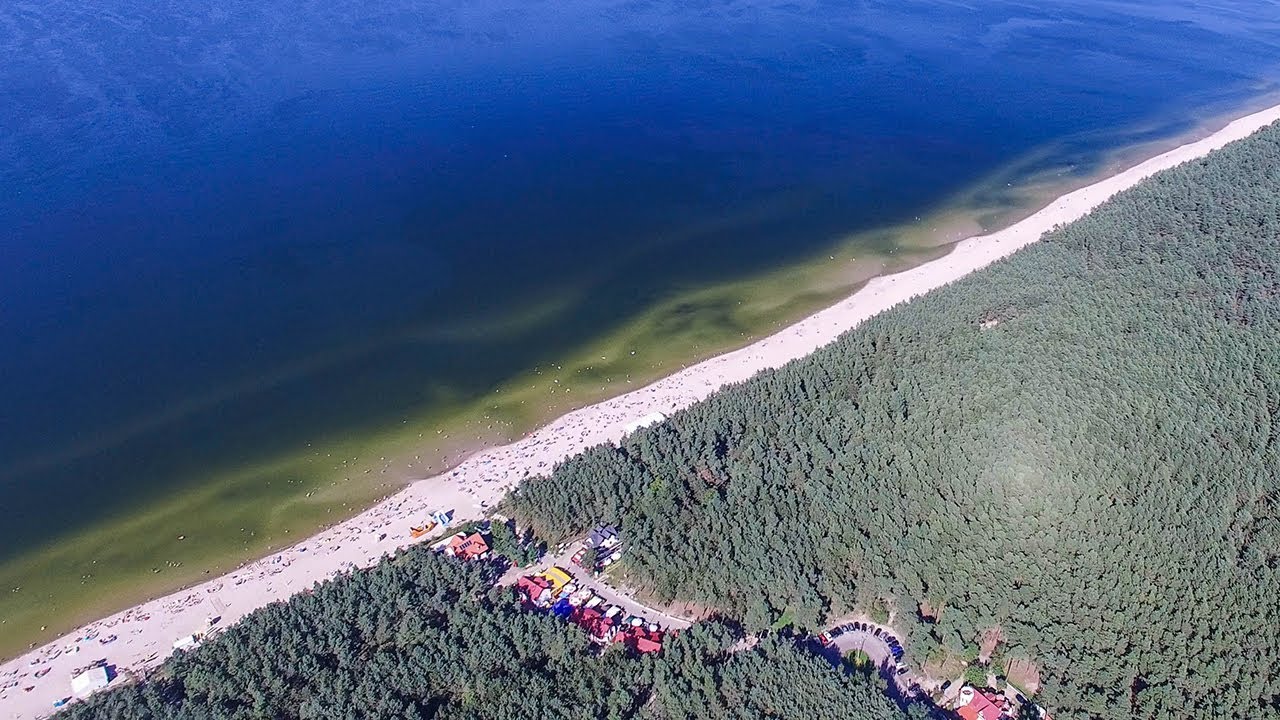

left=2, top=0, right=1279, bottom=640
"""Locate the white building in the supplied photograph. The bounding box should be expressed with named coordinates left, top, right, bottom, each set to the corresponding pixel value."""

left=71, top=667, right=109, bottom=698
left=172, top=634, right=200, bottom=651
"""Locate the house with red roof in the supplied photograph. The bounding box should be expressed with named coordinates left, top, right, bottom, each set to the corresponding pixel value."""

left=516, top=575, right=553, bottom=607
left=571, top=606, right=617, bottom=643
left=615, top=625, right=664, bottom=654
left=955, top=686, right=1007, bottom=720
left=444, top=532, right=490, bottom=561
left=632, top=633, right=662, bottom=654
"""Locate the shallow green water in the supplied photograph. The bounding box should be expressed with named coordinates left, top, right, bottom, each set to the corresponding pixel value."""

left=3, top=0, right=1280, bottom=656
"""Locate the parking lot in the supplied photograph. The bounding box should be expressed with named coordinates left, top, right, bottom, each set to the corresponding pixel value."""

left=820, top=621, right=913, bottom=692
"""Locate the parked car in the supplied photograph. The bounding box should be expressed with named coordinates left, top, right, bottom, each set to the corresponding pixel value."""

left=817, top=632, right=834, bottom=646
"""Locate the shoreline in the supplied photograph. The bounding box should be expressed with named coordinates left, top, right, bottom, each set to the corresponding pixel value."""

left=5, top=102, right=1280, bottom=717
left=0, top=91, right=1266, bottom=655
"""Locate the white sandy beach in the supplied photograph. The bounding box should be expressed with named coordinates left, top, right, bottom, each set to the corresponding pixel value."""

left=4, top=103, right=1279, bottom=718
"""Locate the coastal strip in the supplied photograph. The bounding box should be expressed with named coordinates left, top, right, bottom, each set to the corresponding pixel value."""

left=4, top=102, right=1280, bottom=719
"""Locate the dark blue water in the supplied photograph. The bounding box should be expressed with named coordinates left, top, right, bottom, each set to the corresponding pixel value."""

left=3, top=0, right=1279, bottom=557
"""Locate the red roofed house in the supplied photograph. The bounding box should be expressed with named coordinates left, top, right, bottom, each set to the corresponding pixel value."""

left=615, top=625, right=664, bottom=655
left=571, top=607, right=617, bottom=643
left=955, top=686, right=1006, bottom=720
left=633, top=634, right=662, bottom=654
left=445, top=532, right=490, bottom=561
left=516, top=575, right=553, bottom=607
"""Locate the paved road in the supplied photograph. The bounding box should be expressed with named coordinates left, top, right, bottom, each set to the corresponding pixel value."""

left=502, top=542, right=693, bottom=630
left=568, top=570, right=693, bottom=630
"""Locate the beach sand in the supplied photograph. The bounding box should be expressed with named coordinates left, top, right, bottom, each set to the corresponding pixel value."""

left=4, top=103, right=1279, bottom=718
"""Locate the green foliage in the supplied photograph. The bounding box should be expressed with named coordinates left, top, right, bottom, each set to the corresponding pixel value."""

left=771, top=607, right=796, bottom=630
left=1016, top=699, right=1043, bottom=720
left=845, top=649, right=874, bottom=670
left=644, top=629, right=908, bottom=720
left=963, top=663, right=989, bottom=687
left=504, top=122, right=1280, bottom=718
left=868, top=598, right=891, bottom=625
left=488, top=519, right=541, bottom=567
left=64, top=548, right=915, bottom=720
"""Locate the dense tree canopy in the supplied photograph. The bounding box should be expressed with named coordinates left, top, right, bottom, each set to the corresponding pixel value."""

left=505, top=123, right=1280, bottom=718
left=64, top=548, right=912, bottom=720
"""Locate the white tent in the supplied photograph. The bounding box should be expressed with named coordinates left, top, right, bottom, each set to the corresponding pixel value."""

left=71, top=666, right=109, bottom=698
left=622, top=412, right=666, bottom=436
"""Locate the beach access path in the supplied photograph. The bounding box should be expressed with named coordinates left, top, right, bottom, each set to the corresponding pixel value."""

left=4, top=103, right=1280, bottom=719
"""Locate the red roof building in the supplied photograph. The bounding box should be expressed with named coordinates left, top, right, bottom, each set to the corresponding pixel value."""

left=956, top=687, right=1006, bottom=720
left=445, top=532, right=490, bottom=561
left=516, top=575, right=553, bottom=607
left=571, top=607, right=617, bottom=642
left=634, top=636, right=662, bottom=654
left=615, top=626, right=664, bottom=654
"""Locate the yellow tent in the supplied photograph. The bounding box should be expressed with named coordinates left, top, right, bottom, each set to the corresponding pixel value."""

left=542, top=566, right=572, bottom=592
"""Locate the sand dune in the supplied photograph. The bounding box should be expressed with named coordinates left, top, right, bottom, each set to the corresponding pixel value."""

left=4, top=103, right=1279, bottom=718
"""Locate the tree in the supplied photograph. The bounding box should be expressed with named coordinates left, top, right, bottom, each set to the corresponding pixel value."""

left=63, top=546, right=924, bottom=720
left=503, top=123, right=1280, bottom=719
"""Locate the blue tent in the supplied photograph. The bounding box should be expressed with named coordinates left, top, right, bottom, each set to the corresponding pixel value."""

left=551, top=598, right=574, bottom=618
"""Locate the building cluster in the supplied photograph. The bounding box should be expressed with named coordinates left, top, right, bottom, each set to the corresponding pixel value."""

left=516, top=566, right=574, bottom=606
left=515, top=565, right=666, bottom=654
left=514, top=517, right=670, bottom=661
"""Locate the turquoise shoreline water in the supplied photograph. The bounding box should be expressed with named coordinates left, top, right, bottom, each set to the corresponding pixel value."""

left=2, top=0, right=1280, bottom=655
